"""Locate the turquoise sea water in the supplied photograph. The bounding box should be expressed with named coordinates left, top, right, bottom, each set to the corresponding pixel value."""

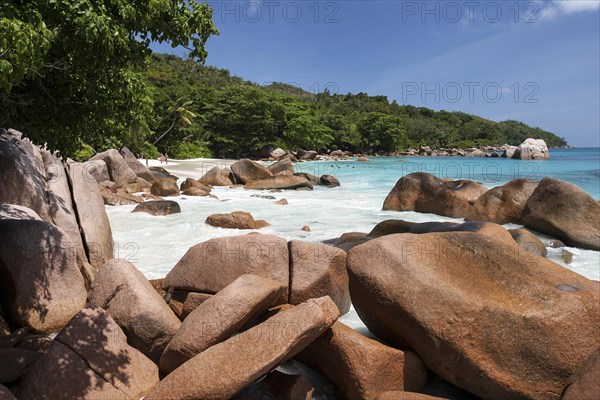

left=106, top=148, right=600, bottom=282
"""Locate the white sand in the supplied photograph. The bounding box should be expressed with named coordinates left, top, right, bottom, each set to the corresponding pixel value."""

left=141, top=157, right=239, bottom=179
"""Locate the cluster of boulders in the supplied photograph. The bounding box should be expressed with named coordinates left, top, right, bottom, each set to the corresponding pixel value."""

left=383, top=172, right=600, bottom=250
left=396, top=139, right=550, bottom=160
left=198, top=157, right=341, bottom=190
left=258, top=138, right=552, bottom=161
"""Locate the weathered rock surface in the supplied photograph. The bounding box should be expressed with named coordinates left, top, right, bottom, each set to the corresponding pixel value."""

left=294, top=172, right=320, bottom=185
left=297, top=321, right=427, bottom=399
left=100, top=186, right=144, bottom=206
left=513, top=138, right=550, bottom=160
left=382, top=172, right=488, bottom=218
left=320, top=175, right=340, bottom=187
left=0, top=219, right=87, bottom=333
left=0, top=131, right=50, bottom=220
left=150, top=178, right=180, bottom=197
left=198, top=166, right=234, bottom=186
left=0, top=348, right=38, bottom=383
left=289, top=240, right=350, bottom=314
left=120, top=147, right=155, bottom=182
left=144, top=297, right=339, bottom=400
left=88, top=260, right=181, bottom=364
left=205, top=211, right=267, bottom=229
left=89, top=149, right=138, bottom=187
left=69, top=162, right=114, bottom=268
left=18, top=307, right=159, bottom=400
left=267, top=158, right=295, bottom=176
left=181, top=187, right=210, bottom=196
left=132, top=200, right=181, bottom=216
left=0, top=204, right=41, bottom=220
left=0, top=384, right=17, bottom=400
left=375, top=392, right=448, bottom=400
left=523, top=177, right=600, bottom=250
left=180, top=178, right=211, bottom=192
left=347, top=232, right=600, bottom=399
left=82, top=159, right=111, bottom=184
left=509, top=228, right=547, bottom=257
left=164, top=234, right=290, bottom=295
left=244, top=175, right=313, bottom=190
left=468, top=179, right=538, bottom=224
left=561, top=349, right=600, bottom=400
left=159, top=274, right=286, bottom=373
left=231, top=159, right=273, bottom=184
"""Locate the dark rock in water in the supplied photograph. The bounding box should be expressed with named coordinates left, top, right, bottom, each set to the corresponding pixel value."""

left=231, top=159, right=273, bottom=184
left=181, top=187, right=210, bottom=196
left=251, top=194, right=276, bottom=200
left=509, top=228, right=548, bottom=257
left=319, top=175, right=340, bottom=187
left=180, top=177, right=211, bottom=192
left=150, top=178, right=180, bottom=196
left=561, top=349, right=600, bottom=400
left=347, top=231, right=600, bottom=399
left=205, top=211, right=267, bottom=229
left=199, top=166, right=234, bottom=186
left=133, top=200, right=181, bottom=216
left=383, top=172, right=487, bottom=218
left=294, top=172, right=320, bottom=185
left=548, top=239, right=566, bottom=248
left=523, top=177, right=600, bottom=250
left=244, top=175, right=313, bottom=190
left=562, top=249, right=574, bottom=264
left=267, top=157, right=295, bottom=175
left=276, top=198, right=288, bottom=205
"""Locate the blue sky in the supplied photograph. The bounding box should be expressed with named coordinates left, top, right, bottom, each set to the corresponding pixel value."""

left=152, top=0, right=600, bottom=146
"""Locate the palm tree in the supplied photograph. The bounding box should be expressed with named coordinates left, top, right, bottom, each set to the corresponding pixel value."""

left=152, top=99, right=197, bottom=145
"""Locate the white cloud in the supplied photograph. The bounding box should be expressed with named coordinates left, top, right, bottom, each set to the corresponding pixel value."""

left=539, top=0, right=600, bottom=21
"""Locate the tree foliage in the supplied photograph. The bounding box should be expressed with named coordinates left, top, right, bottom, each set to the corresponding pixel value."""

left=0, top=0, right=218, bottom=155
left=141, top=54, right=567, bottom=158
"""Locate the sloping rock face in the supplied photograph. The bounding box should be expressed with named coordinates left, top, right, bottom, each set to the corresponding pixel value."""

left=267, top=158, right=295, bottom=175
left=144, top=297, right=339, bottom=400
left=509, top=228, right=547, bottom=257
left=513, top=138, right=549, bottom=160
left=0, top=130, right=51, bottom=220
left=18, top=307, right=159, bottom=400
left=132, top=200, right=181, bottom=216
left=68, top=162, right=114, bottom=268
left=89, top=149, right=138, bottom=187
left=289, top=241, right=350, bottom=314
left=120, top=146, right=155, bottom=182
left=0, top=219, right=87, bottom=333
left=164, top=234, right=290, bottom=295
left=159, top=274, right=286, bottom=373
left=347, top=232, right=600, bottom=400
left=244, top=175, right=313, bottom=190
left=88, top=260, right=181, bottom=364
left=561, top=349, right=600, bottom=400
left=231, top=159, right=273, bottom=184
left=468, top=179, right=538, bottom=224
left=296, top=321, right=427, bottom=399
left=150, top=178, right=180, bottom=196
left=382, top=172, right=488, bottom=218
left=198, top=166, right=234, bottom=186
left=205, top=211, right=266, bottom=229
left=522, top=177, right=600, bottom=250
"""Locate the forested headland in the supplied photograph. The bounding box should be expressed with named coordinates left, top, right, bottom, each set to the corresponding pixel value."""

left=1, top=2, right=566, bottom=161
